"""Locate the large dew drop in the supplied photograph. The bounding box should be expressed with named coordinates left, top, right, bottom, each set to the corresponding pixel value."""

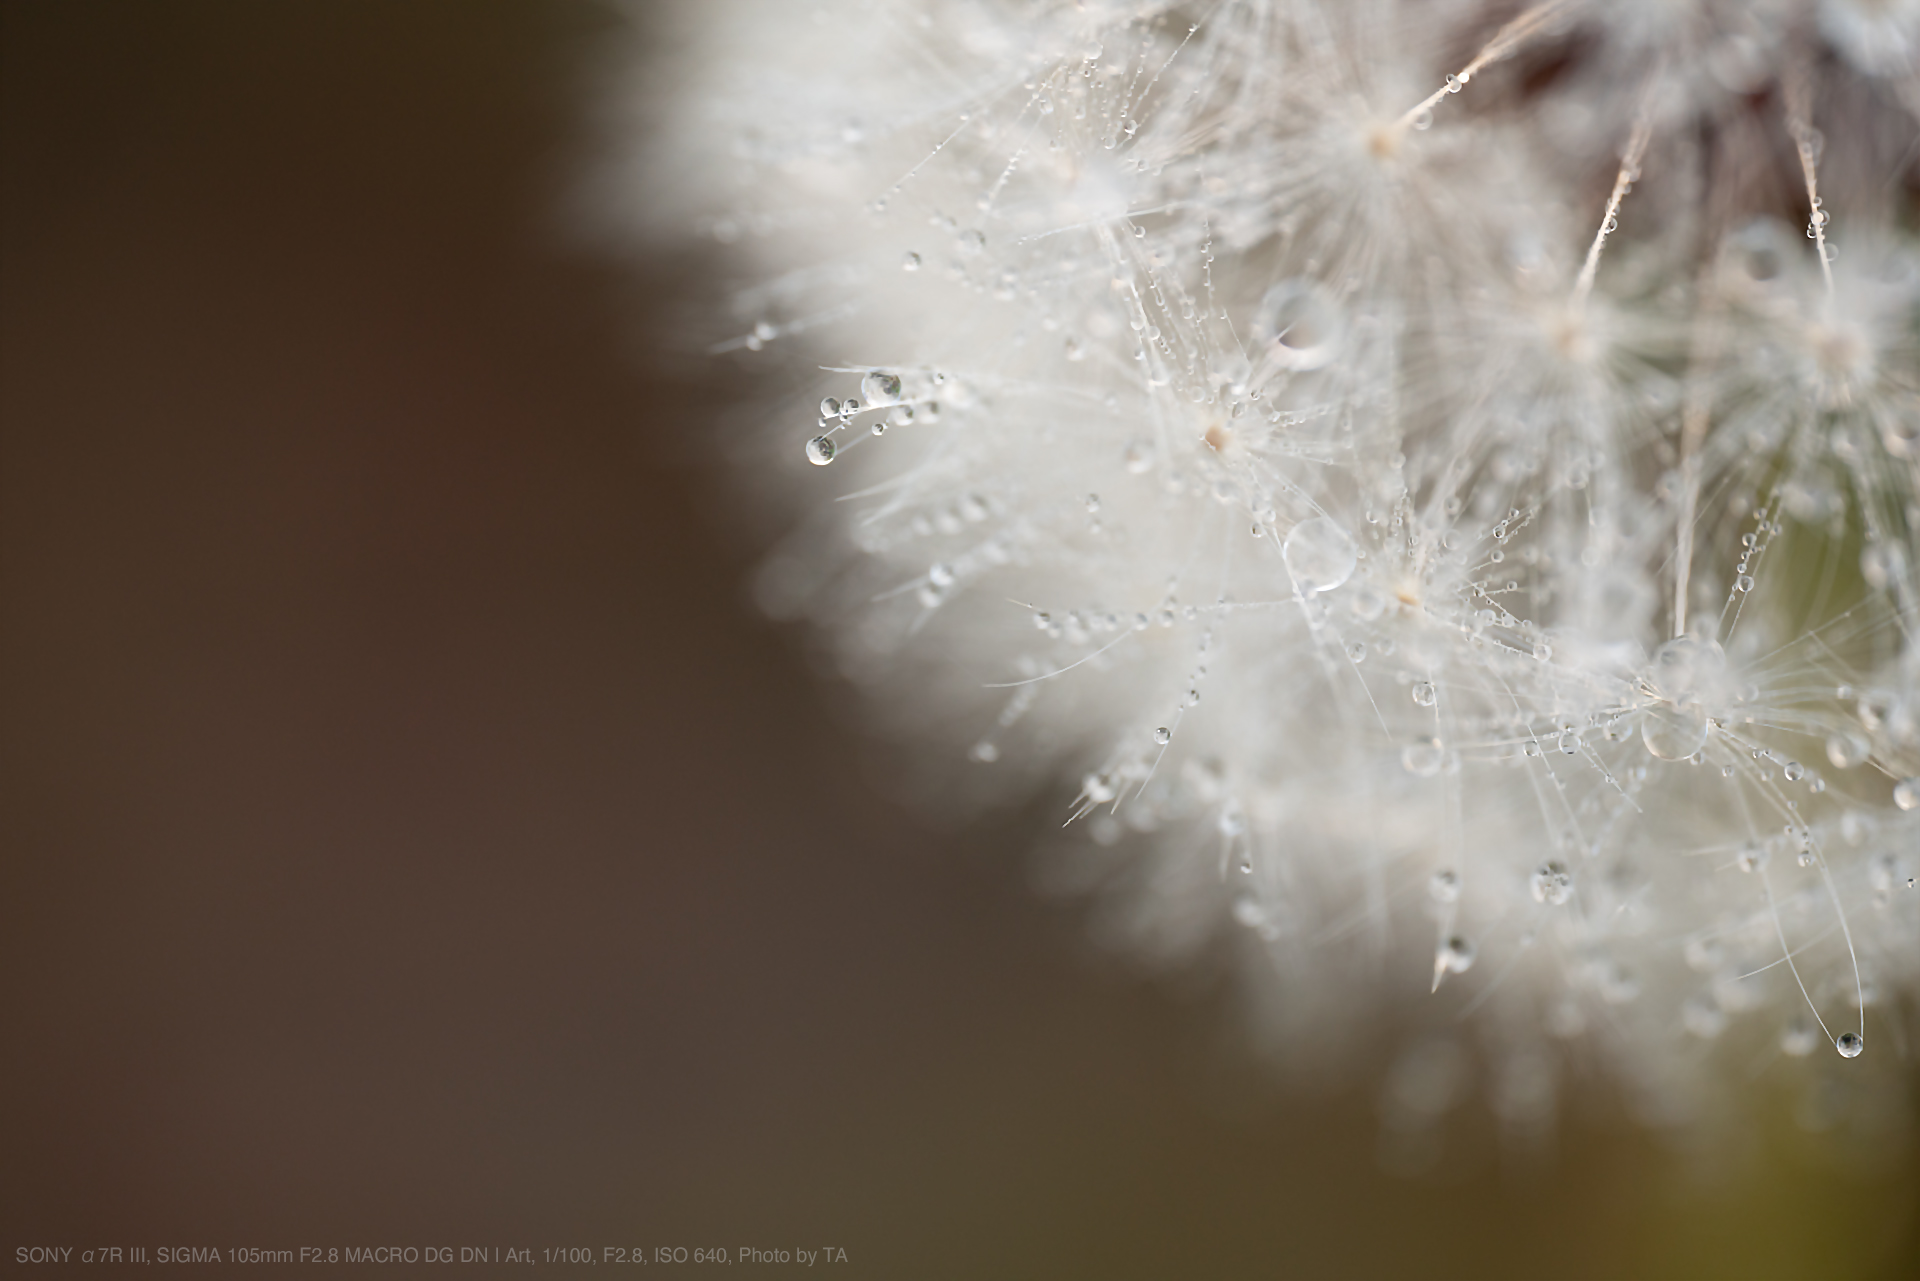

left=1282, top=516, right=1356, bottom=594
left=1641, top=703, right=1708, bottom=760
left=1251, top=278, right=1343, bottom=372
left=860, top=370, right=903, bottom=405
left=805, top=435, right=837, bottom=466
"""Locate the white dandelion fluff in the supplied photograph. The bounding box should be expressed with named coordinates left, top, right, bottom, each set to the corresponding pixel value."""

left=625, top=0, right=1920, bottom=1151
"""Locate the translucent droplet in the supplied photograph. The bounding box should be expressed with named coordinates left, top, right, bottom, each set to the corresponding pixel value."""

left=1346, top=641, right=1367, bottom=663
left=1153, top=726, right=1171, bottom=746
left=1530, top=861, right=1573, bottom=905
left=1783, top=761, right=1805, bottom=782
left=1826, top=731, right=1869, bottom=770
left=1440, top=936, right=1476, bottom=973
left=1895, top=778, right=1919, bottom=811
left=1428, top=869, right=1460, bottom=903
left=1402, top=737, right=1444, bottom=777
left=1123, top=440, right=1154, bottom=473
left=1737, top=842, right=1769, bottom=873
left=1781, top=1018, right=1818, bottom=1057
left=1836, top=1032, right=1864, bottom=1059
left=861, top=371, right=903, bottom=405
left=1282, top=516, right=1357, bottom=593
left=1411, top=681, right=1436, bottom=708
left=839, top=397, right=861, bottom=421
left=1642, top=703, right=1709, bottom=760
left=1251, top=279, right=1344, bottom=371
left=805, top=435, right=837, bottom=466
left=1411, top=107, right=1433, bottom=131
left=820, top=397, right=841, bottom=418
left=1736, top=574, right=1755, bottom=593
left=902, top=251, right=921, bottom=272
left=1532, top=641, right=1552, bottom=662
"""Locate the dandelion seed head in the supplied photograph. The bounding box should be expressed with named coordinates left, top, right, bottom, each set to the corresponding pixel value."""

left=633, top=0, right=1920, bottom=1150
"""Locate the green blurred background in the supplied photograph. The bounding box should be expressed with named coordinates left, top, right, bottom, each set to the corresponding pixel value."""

left=2, top=2, right=1916, bottom=1276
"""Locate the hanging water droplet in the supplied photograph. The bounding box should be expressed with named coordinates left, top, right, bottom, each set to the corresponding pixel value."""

left=839, top=397, right=861, bottom=421
left=1428, top=869, right=1460, bottom=903
left=1642, top=703, right=1709, bottom=760
left=928, top=562, right=955, bottom=588
left=1402, top=737, right=1444, bottom=777
left=1783, top=761, right=1805, bottom=782
left=902, top=251, right=921, bottom=272
left=820, top=397, right=842, bottom=418
left=1781, top=1018, right=1818, bottom=1057
left=1532, top=640, right=1552, bottom=662
left=861, top=371, right=903, bottom=405
left=1891, top=777, right=1918, bottom=810
left=1411, top=681, right=1436, bottom=708
left=1440, top=936, right=1476, bottom=973
left=1826, top=731, right=1869, bottom=770
left=805, top=435, right=837, bottom=466
left=1836, top=1032, right=1864, bottom=1059
left=1346, top=641, right=1367, bottom=662
left=1153, top=726, right=1171, bottom=746
left=1736, top=574, right=1755, bottom=593
left=1252, top=278, right=1344, bottom=371
left=1282, top=516, right=1357, bottom=593
left=1530, top=861, right=1573, bottom=905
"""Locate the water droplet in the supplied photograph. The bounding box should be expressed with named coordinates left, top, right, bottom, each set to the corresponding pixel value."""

left=1530, top=861, right=1573, bottom=905
left=902, top=251, right=921, bottom=272
left=1783, top=761, right=1805, bottom=782
left=1737, top=842, right=1769, bottom=873
left=1826, top=732, right=1869, bottom=770
left=1444, top=73, right=1461, bottom=93
left=1282, top=516, right=1357, bottom=593
left=1781, top=1019, right=1818, bottom=1057
left=1836, top=1032, right=1864, bottom=1059
left=1440, top=936, right=1476, bottom=973
left=1895, top=778, right=1919, bottom=811
left=1346, top=641, right=1367, bottom=662
left=805, top=436, right=837, bottom=466
left=1153, top=726, right=1171, bottom=746
left=927, top=562, right=955, bottom=588
left=820, top=397, right=841, bottom=418
left=1411, top=681, right=1436, bottom=708
left=1642, top=703, right=1709, bottom=760
left=1411, top=107, right=1433, bottom=131
left=839, top=397, right=861, bottom=421
left=1532, top=641, right=1552, bottom=662
left=1252, top=278, right=1344, bottom=371
left=1736, top=574, right=1755, bottom=593
left=1428, top=869, right=1460, bottom=903
left=861, top=371, right=903, bottom=405
left=1402, top=737, right=1444, bottom=777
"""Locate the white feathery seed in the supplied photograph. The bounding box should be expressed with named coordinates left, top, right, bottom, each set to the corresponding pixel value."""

left=626, top=0, right=1920, bottom=1156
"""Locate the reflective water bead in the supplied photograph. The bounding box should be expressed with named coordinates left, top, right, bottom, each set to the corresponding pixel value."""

left=1836, top=1032, right=1864, bottom=1059
left=1428, top=869, right=1461, bottom=903
left=1783, top=761, right=1805, bottom=782
left=902, top=251, right=921, bottom=271
left=860, top=371, right=902, bottom=405
left=805, top=435, right=837, bottom=466
left=1281, top=516, right=1357, bottom=593
left=1736, top=574, right=1755, bottom=593
left=927, top=562, right=955, bottom=588
left=1411, top=681, right=1436, bottom=708
left=1642, top=703, right=1709, bottom=760
left=1736, top=842, right=1768, bottom=873
left=1781, top=1019, right=1818, bottom=1057
left=1346, top=641, right=1367, bottom=663
left=820, top=397, right=841, bottom=418
left=1895, top=778, right=1919, bottom=811
left=1153, top=726, right=1171, bottom=746
left=1826, top=732, right=1869, bottom=769
left=1402, top=737, right=1444, bottom=777
left=1440, top=936, right=1476, bottom=973
left=1530, top=861, right=1573, bottom=905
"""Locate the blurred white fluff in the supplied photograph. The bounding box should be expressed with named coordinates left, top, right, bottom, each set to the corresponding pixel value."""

left=632, top=0, right=1920, bottom=1154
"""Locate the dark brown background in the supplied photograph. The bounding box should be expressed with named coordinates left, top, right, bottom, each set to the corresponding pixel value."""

left=2, top=2, right=1916, bottom=1277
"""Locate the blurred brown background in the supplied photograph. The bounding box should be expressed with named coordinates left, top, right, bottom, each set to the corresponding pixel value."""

left=2, top=2, right=1916, bottom=1277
